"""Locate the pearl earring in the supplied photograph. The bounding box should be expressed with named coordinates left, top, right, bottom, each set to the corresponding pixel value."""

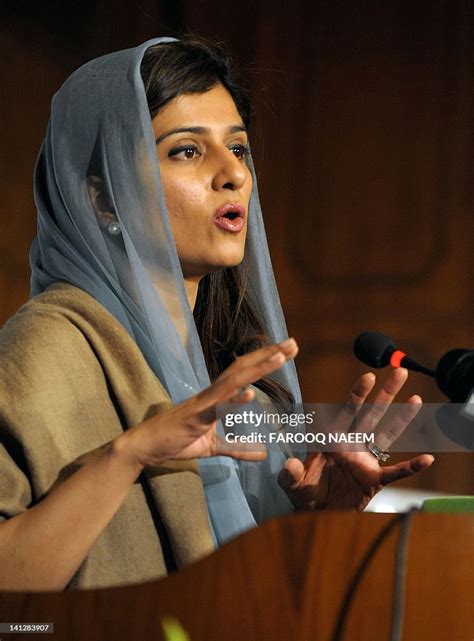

left=107, top=221, right=121, bottom=236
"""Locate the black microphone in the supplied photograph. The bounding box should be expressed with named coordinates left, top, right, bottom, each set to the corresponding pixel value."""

left=353, top=331, right=474, bottom=402
left=353, top=331, right=474, bottom=450
left=353, top=331, right=436, bottom=378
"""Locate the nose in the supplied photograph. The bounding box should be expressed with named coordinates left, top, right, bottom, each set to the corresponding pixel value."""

left=211, top=148, right=248, bottom=192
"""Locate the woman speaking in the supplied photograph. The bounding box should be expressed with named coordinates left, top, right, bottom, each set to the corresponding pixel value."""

left=0, top=36, right=433, bottom=591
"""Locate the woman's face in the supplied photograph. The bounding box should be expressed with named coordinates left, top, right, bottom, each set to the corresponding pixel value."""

left=152, top=84, right=253, bottom=280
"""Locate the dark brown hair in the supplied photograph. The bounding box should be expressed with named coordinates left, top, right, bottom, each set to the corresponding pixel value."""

left=140, top=37, right=293, bottom=408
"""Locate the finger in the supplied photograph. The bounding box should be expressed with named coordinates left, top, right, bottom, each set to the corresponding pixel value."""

left=372, top=395, right=422, bottom=451
left=194, top=338, right=298, bottom=411
left=332, top=372, right=376, bottom=433
left=228, top=386, right=256, bottom=404
left=380, top=454, right=435, bottom=486
left=218, top=338, right=298, bottom=384
left=206, top=386, right=257, bottom=433
left=219, top=339, right=299, bottom=382
left=277, top=457, right=305, bottom=490
left=216, top=434, right=267, bottom=462
left=354, top=368, right=409, bottom=434
left=189, top=386, right=257, bottom=427
left=371, top=367, right=408, bottom=405
left=178, top=339, right=298, bottom=428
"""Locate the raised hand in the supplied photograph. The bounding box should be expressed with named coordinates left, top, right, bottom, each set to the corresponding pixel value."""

left=278, top=368, right=434, bottom=511
left=118, top=338, right=299, bottom=470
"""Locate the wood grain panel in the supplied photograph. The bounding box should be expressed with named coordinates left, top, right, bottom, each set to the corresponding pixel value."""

left=285, top=3, right=459, bottom=285
left=0, top=32, right=67, bottom=319
left=0, top=513, right=472, bottom=640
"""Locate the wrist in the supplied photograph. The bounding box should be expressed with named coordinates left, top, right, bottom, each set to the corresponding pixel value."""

left=110, top=430, right=146, bottom=478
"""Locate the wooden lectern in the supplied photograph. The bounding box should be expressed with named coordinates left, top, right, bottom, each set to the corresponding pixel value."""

left=0, top=512, right=472, bottom=641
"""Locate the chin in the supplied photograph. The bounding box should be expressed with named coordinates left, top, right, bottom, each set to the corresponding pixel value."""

left=181, top=242, right=247, bottom=278
left=184, top=255, right=245, bottom=279
left=218, top=250, right=246, bottom=270
left=208, top=257, right=244, bottom=273
left=206, top=245, right=246, bottom=271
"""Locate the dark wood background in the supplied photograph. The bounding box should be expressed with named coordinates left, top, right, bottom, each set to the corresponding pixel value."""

left=1, top=0, right=473, bottom=493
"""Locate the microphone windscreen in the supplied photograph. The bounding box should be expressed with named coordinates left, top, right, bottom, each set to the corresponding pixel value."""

left=353, top=331, right=395, bottom=368
left=436, top=348, right=474, bottom=402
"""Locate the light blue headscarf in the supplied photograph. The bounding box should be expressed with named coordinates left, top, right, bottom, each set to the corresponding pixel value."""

left=30, top=37, right=303, bottom=545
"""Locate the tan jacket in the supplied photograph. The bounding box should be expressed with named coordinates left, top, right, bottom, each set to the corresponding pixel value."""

left=0, top=283, right=214, bottom=589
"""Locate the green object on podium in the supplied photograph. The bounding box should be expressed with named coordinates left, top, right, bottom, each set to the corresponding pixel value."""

left=422, top=496, right=474, bottom=512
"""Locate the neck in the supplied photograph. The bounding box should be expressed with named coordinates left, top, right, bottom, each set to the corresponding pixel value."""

left=183, top=276, right=201, bottom=311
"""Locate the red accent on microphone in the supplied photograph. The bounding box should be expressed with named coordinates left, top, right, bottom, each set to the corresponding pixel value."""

left=390, top=350, right=406, bottom=368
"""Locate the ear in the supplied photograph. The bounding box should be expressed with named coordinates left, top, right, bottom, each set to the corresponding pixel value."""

left=86, top=175, right=117, bottom=229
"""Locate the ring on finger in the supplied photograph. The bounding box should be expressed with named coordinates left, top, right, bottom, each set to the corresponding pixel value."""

left=366, top=442, right=391, bottom=462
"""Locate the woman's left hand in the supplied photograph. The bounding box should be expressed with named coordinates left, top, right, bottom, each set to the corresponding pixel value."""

left=277, top=368, right=434, bottom=511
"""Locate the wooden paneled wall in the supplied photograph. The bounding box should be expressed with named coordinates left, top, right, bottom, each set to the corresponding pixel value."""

left=0, top=0, right=472, bottom=492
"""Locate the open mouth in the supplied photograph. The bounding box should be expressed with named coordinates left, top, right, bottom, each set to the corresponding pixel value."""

left=213, top=203, right=246, bottom=232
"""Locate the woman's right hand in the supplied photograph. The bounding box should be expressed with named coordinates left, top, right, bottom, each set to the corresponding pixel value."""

left=115, top=338, right=298, bottom=471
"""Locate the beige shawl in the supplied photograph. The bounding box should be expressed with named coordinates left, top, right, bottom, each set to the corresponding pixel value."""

left=0, top=283, right=214, bottom=589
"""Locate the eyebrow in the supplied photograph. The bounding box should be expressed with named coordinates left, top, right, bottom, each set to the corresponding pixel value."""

left=155, top=124, right=247, bottom=145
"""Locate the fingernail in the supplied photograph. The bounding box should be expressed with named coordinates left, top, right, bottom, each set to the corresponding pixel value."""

left=280, top=338, right=296, bottom=349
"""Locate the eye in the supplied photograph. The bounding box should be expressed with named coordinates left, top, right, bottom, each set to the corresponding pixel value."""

left=229, top=144, right=250, bottom=160
left=168, top=145, right=201, bottom=160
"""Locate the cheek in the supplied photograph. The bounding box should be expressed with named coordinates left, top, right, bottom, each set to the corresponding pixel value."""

left=161, top=174, right=204, bottom=220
